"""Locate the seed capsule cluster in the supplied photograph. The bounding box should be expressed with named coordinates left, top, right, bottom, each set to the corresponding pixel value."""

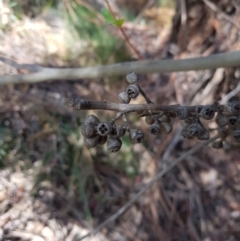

left=80, top=72, right=240, bottom=152
left=81, top=72, right=145, bottom=152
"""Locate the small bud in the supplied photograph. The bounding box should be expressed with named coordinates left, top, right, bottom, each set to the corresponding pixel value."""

left=232, top=130, right=240, bottom=142
left=81, top=124, right=95, bottom=138
left=118, top=92, right=130, bottom=104
left=149, top=120, right=161, bottom=135
left=126, top=84, right=139, bottom=99
left=216, top=111, right=228, bottom=126
left=85, top=115, right=100, bottom=126
left=129, top=129, right=144, bottom=143
left=199, top=106, right=215, bottom=120
left=107, top=137, right=122, bottom=152
left=176, top=107, right=189, bottom=120
left=223, top=101, right=240, bottom=115
left=98, top=135, right=107, bottom=145
left=84, top=135, right=100, bottom=148
left=126, top=72, right=138, bottom=84
left=111, top=125, right=126, bottom=138
left=160, top=122, right=172, bottom=134
left=97, top=122, right=112, bottom=136
left=145, top=116, right=154, bottom=125
left=228, top=116, right=238, bottom=127
left=212, top=140, right=223, bottom=149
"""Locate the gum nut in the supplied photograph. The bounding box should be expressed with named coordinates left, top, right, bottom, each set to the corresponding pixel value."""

left=85, top=115, right=100, bottom=126
left=98, top=135, right=107, bottom=145
left=187, top=123, right=203, bottom=137
left=197, top=128, right=210, bottom=140
left=84, top=135, right=100, bottom=148
left=126, top=72, right=138, bottom=84
left=118, top=92, right=130, bottom=104
left=160, top=122, right=172, bottom=134
left=145, top=116, right=154, bottom=125
left=111, top=125, right=126, bottom=138
left=176, top=107, right=189, bottom=119
left=107, top=137, right=122, bottom=152
left=149, top=120, right=161, bottom=135
left=216, top=112, right=228, bottom=126
left=129, top=129, right=144, bottom=143
left=228, top=116, right=238, bottom=126
left=81, top=124, right=95, bottom=138
left=224, top=101, right=240, bottom=115
left=212, top=140, right=223, bottom=149
left=126, top=84, right=139, bottom=99
left=159, top=115, right=171, bottom=123
left=200, top=106, right=215, bottom=120
left=232, top=130, right=240, bottom=142
left=181, top=127, right=193, bottom=139
left=97, top=122, right=112, bottom=136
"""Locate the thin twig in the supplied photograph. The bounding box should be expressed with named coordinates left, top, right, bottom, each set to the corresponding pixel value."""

left=76, top=134, right=220, bottom=240
left=221, top=81, right=240, bottom=104
left=69, top=98, right=207, bottom=113
left=134, top=0, right=156, bottom=23
left=104, top=0, right=153, bottom=105
left=104, top=0, right=143, bottom=60
left=202, top=0, right=240, bottom=30
left=0, top=56, right=42, bottom=72
left=1, top=51, right=240, bottom=84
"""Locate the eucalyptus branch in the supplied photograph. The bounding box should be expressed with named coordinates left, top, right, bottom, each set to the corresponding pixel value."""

left=76, top=133, right=220, bottom=241
left=74, top=71, right=240, bottom=153
left=1, top=51, right=240, bottom=84
left=67, top=98, right=195, bottom=113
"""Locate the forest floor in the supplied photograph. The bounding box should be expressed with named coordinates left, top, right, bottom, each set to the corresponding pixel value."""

left=0, top=0, right=240, bottom=241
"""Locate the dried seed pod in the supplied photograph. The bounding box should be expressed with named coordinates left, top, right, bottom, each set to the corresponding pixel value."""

left=176, top=107, right=189, bottom=120
left=129, top=129, right=144, bottom=143
left=181, top=127, right=193, bottom=139
left=197, top=126, right=210, bottom=140
left=84, top=115, right=100, bottom=126
left=228, top=116, right=238, bottom=127
left=111, top=125, right=126, bottom=138
left=145, top=116, right=154, bottom=125
left=98, top=135, right=107, bottom=145
left=149, top=120, right=161, bottom=135
left=232, top=130, right=240, bottom=142
left=223, top=101, right=240, bottom=115
left=215, top=111, right=228, bottom=126
left=180, top=117, right=193, bottom=128
left=212, top=140, right=223, bottom=149
left=126, top=84, right=139, bottom=99
left=159, top=115, right=171, bottom=123
left=199, top=106, right=215, bottom=120
left=222, top=141, right=233, bottom=151
left=126, top=72, right=138, bottom=84
left=160, top=122, right=172, bottom=134
left=81, top=124, right=95, bottom=138
left=107, top=137, right=122, bottom=152
left=187, top=122, right=203, bottom=138
left=84, top=135, right=100, bottom=148
left=97, top=122, right=112, bottom=136
left=118, top=92, right=130, bottom=104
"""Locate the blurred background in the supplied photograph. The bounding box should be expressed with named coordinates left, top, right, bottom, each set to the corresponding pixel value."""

left=0, top=0, right=240, bottom=240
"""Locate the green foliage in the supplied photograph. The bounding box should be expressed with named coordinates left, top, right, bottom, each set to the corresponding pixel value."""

left=64, top=3, right=130, bottom=64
